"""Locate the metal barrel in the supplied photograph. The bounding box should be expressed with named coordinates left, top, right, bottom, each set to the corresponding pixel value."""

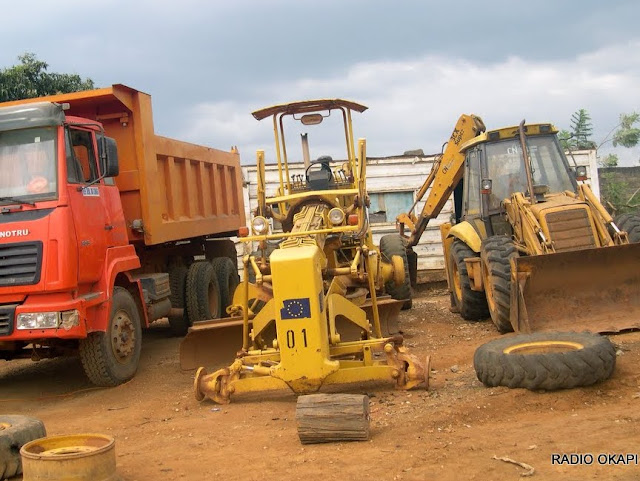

left=511, top=243, right=640, bottom=333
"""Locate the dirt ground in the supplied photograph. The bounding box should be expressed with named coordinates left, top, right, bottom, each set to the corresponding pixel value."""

left=1, top=285, right=639, bottom=481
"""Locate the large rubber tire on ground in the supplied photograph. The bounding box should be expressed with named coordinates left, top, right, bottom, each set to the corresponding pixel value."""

left=79, top=287, right=142, bottom=387
left=615, top=213, right=640, bottom=243
left=168, top=264, right=190, bottom=336
left=449, top=239, right=489, bottom=320
left=480, top=236, right=517, bottom=333
left=474, top=332, right=616, bottom=391
left=379, top=234, right=412, bottom=309
left=0, top=415, right=46, bottom=479
left=186, top=261, right=222, bottom=322
left=211, top=257, right=239, bottom=317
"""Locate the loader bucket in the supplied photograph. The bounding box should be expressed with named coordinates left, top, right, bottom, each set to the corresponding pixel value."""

left=179, top=318, right=245, bottom=371
left=511, top=243, right=640, bottom=333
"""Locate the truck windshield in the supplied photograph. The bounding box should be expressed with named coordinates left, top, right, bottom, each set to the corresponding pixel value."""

left=484, top=135, right=575, bottom=210
left=0, top=127, right=57, bottom=203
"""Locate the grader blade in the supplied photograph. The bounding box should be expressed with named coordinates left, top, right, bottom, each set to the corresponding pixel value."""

left=179, top=318, right=245, bottom=370
left=511, top=243, right=640, bottom=333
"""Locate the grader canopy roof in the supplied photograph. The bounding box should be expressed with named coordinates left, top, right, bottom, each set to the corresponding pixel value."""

left=252, top=99, right=368, bottom=120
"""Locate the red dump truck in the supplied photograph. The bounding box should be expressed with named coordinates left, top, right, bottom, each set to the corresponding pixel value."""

left=0, top=85, right=245, bottom=386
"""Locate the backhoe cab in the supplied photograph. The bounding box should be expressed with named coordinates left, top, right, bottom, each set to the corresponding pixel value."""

left=184, top=99, right=427, bottom=404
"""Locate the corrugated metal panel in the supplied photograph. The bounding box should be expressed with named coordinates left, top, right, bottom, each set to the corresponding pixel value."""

left=236, top=151, right=599, bottom=283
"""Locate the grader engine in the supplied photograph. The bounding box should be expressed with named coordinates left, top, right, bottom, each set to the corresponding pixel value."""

left=182, top=99, right=427, bottom=403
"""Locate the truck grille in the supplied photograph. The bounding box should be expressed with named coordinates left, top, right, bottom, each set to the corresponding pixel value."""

left=544, top=208, right=597, bottom=252
left=0, top=242, right=43, bottom=286
left=0, top=305, right=16, bottom=335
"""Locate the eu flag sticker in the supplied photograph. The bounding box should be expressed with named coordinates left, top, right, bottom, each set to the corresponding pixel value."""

left=281, top=298, right=311, bottom=319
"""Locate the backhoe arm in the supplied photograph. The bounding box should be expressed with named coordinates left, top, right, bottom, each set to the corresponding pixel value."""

left=397, top=114, right=485, bottom=247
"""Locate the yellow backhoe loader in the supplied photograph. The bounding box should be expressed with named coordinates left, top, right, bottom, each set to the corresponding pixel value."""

left=180, top=99, right=427, bottom=403
left=398, top=116, right=640, bottom=334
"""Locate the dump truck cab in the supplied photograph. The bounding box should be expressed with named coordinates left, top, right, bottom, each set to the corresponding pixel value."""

left=0, top=102, right=135, bottom=347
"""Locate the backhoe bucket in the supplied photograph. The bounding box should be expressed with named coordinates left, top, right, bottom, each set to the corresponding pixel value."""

left=179, top=318, right=245, bottom=371
left=511, top=243, right=640, bottom=333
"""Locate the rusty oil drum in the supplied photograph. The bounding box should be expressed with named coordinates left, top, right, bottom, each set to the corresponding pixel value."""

left=20, top=433, right=117, bottom=481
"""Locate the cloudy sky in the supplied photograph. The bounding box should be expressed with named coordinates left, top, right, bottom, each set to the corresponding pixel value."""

left=2, top=0, right=639, bottom=164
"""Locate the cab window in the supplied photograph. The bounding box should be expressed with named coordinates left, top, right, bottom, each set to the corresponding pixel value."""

left=66, top=128, right=99, bottom=183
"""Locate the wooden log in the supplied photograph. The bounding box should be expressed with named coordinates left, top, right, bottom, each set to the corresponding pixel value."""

left=295, top=394, right=370, bottom=444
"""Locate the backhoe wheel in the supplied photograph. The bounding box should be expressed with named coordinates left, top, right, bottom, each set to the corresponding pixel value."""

left=168, top=263, right=190, bottom=336
left=449, top=239, right=488, bottom=320
left=186, top=261, right=222, bottom=322
left=480, top=236, right=517, bottom=333
left=79, top=287, right=142, bottom=387
left=211, top=257, right=239, bottom=317
left=616, top=213, right=640, bottom=243
left=380, top=234, right=412, bottom=309
left=0, top=415, right=46, bottom=479
left=474, top=332, right=616, bottom=391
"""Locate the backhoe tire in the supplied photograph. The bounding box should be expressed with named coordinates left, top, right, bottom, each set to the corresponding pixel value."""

left=186, top=261, right=222, bottom=322
left=480, top=236, right=517, bottom=333
left=449, top=239, right=488, bottom=320
left=473, top=332, right=616, bottom=391
left=211, top=257, right=239, bottom=317
left=616, top=213, right=640, bottom=243
left=0, top=415, right=46, bottom=479
left=380, top=234, right=412, bottom=309
left=168, top=263, right=190, bottom=336
left=79, top=287, right=142, bottom=387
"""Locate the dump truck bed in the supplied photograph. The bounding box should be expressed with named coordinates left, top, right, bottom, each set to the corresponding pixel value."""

left=1, top=85, right=245, bottom=245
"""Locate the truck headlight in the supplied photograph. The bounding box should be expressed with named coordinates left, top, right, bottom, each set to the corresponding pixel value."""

left=328, top=208, right=345, bottom=225
left=251, top=216, right=269, bottom=235
left=17, top=312, right=60, bottom=330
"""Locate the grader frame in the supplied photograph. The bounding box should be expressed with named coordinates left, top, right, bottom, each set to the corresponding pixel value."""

left=186, top=99, right=427, bottom=403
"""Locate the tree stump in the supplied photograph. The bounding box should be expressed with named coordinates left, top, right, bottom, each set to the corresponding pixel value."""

left=295, top=394, right=370, bottom=444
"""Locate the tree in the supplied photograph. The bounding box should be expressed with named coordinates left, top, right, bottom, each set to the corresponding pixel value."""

left=0, top=53, right=94, bottom=102
left=569, top=109, right=597, bottom=149
left=612, top=112, right=640, bottom=149
left=599, top=153, right=618, bottom=168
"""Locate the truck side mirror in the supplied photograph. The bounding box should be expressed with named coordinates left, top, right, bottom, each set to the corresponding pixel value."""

left=98, top=136, right=120, bottom=177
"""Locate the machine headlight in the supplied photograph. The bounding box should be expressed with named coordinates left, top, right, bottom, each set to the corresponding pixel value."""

left=60, top=310, right=80, bottom=330
left=17, top=312, right=60, bottom=330
left=328, top=208, right=345, bottom=226
left=251, top=216, right=269, bottom=235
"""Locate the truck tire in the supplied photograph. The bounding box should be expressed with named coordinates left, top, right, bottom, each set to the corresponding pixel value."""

left=473, top=332, right=616, bottom=391
left=379, top=234, right=412, bottom=309
left=168, top=264, right=190, bottom=336
left=186, top=261, right=222, bottom=322
left=0, top=415, right=46, bottom=479
left=480, top=236, right=517, bottom=333
left=449, top=239, right=489, bottom=320
left=79, top=287, right=142, bottom=387
left=211, top=257, right=239, bottom=317
left=616, top=213, right=640, bottom=243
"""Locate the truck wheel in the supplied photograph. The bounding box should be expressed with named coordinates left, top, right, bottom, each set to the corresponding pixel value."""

left=0, top=415, right=46, bottom=479
left=480, top=236, right=517, bottom=333
left=79, top=287, right=142, bottom=387
left=449, top=239, right=488, bottom=320
left=474, top=332, right=616, bottom=390
left=211, top=257, right=239, bottom=317
left=616, top=213, right=640, bottom=243
left=186, top=261, right=222, bottom=321
left=379, top=234, right=412, bottom=309
left=168, top=264, right=190, bottom=336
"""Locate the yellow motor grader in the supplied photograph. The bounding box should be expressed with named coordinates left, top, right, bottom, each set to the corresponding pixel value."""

left=399, top=117, right=640, bottom=334
left=181, top=99, right=427, bottom=403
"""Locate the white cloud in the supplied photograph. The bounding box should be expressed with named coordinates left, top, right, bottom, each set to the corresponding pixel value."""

left=178, top=40, right=640, bottom=165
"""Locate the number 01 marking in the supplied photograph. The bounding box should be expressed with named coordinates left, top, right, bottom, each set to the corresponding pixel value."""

left=286, top=329, right=308, bottom=349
